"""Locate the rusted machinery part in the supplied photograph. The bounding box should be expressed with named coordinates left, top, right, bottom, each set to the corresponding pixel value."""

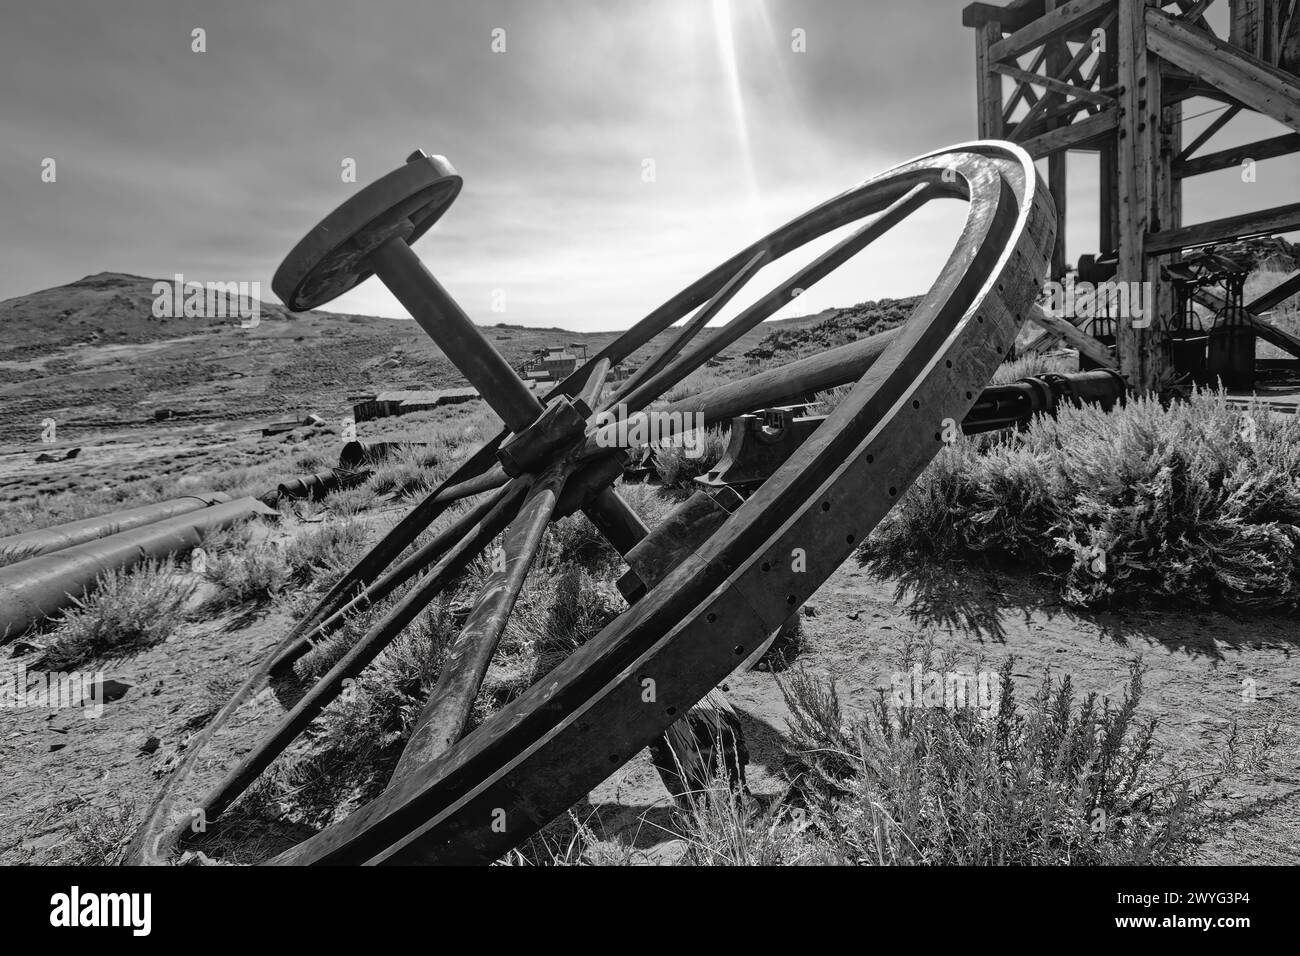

left=273, top=151, right=462, bottom=312
left=694, top=368, right=1128, bottom=490
left=269, top=469, right=369, bottom=504
left=259, top=142, right=1051, bottom=865
left=135, top=141, right=1051, bottom=865
left=338, top=440, right=428, bottom=469
left=0, top=497, right=272, bottom=642
left=962, top=368, right=1126, bottom=434
left=0, top=493, right=230, bottom=562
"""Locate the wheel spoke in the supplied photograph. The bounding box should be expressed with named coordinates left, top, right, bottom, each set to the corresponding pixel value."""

left=576, top=357, right=611, bottom=411
left=160, top=477, right=535, bottom=847
left=606, top=249, right=768, bottom=409
left=617, top=182, right=935, bottom=415
left=271, top=483, right=515, bottom=672
left=391, top=464, right=570, bottom=780
left=581, top=485, right=650, bottom=556
left=294, top=430, right=509, bottom=642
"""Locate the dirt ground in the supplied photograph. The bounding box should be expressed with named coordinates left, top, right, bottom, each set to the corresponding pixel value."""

left=3, top=553, right=1295, bottom=865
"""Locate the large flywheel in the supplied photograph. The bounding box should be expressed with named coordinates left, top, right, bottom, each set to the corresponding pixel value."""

left=130, top=141, right=1055, bottom=865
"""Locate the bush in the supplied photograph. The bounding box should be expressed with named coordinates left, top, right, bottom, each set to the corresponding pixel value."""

left=42, top=561, right=194, bottom=668
left=777, top=651, right=1212, bottom=865
left=653, top=427, right=729, bottom=489
left=861, top=389, right=1300, bottom=610
left=368, top=446, right=443, bottom=499
left=204, top=521, right=366, bottom=609
left=283, top=521, right=368, bottom=588
left=204, top=545, right=291, bottom=608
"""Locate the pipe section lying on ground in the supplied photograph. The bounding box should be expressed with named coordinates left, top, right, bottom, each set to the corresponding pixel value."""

left=0, top=497, right=277, bottom=641
left=268, top=470, right=369, bottom=504
left=0, top=493, right=230, bottom=561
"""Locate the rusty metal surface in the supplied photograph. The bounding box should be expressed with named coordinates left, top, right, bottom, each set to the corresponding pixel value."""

left=272, top=153, right=462, bottom=312
left=391, top=465, right=567, bottom=780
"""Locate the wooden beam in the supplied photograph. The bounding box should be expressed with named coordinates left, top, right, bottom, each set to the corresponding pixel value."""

left=1046, top=12, right=1071, bottom=281
left=1146, top=201, right=1300, bottom=252
left=963, top=0, right=1045, bottom=30
left=1175, top=104, right=1241, bottom=161
left=1150, top=98, right=1183, bottom=349
left=1028, top=304, right=1122, bottom=368
left=1010, top=10, right=1117, bottom=137
left=990, top=60, right=1118, bottom=105
left=1146, top=6, right=1300, bottom=132
left=976, top=20, right=1006, bottom=137
left=1284, top=0, right=1300, bottom=70
left=1174, top=130, right=1300, bottom=175
left=1193, top=285, right=1300, bottom=359
left=1249, top=269, right=1300, bottom=313
left=1019, top=107, right=1120, bottom=156
left=1003, top=47, right=1049, bottom=122
left=1100, top=13, right=1121, bottom=253
left=1178, top=0, right=1221, bottom=35
left=991, top=0, right=1113, bottom=60
left=1116, top=0, right=1167, bottom=393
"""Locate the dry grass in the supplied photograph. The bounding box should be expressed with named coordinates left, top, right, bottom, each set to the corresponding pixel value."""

left=862, top=388, right=1300, bottom=610
left=203, top=519, right=368, bottom=609
left=653, top=427, right=730, bottom=489
left=991, top=350, right=1077, bottom=383
left=773, top=649, right=1218, bottom=864
left=41, top=561, right=195, bottom=669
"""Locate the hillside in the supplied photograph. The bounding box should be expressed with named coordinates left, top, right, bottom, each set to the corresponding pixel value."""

left=0, top=272, right=913, bottom=448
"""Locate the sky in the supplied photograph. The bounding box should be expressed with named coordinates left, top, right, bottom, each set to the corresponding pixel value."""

left=0, top=0, right=1294, bottom=331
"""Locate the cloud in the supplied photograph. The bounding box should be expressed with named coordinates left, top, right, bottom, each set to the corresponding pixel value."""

left=1, top=1, right=1294, bottom=330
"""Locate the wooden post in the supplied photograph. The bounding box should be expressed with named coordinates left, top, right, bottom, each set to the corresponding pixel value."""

left=976, top=20, right=1005, bottom=137
left=1100, top=13, right=1121, bottom=253
left=1116, top=0, right=1169, bottom=392
left=1046, top=3, right=1070, bottom=280
left=1151, top=98, right=1183, bottom=348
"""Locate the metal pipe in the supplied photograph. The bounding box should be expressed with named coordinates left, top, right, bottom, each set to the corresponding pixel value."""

left=369, top=237, right=543, bottom=432
left=0, top=493, right=229, bottom=561
left=0, top=497, right=275, bottom=641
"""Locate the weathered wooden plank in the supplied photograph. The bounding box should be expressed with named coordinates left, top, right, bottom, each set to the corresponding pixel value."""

left=1045, top=12, right=1072, bottom=282
left=1116, top=0, right=1166, bottom=392
left=1028, top=304, right=1122, bottom=369
left=1176, top=104, right=1242, bottom=161
left=1018, top=107, right=1119, bottom=156
left=1146, top=201, right=1300, bottom=253
left=1193, top=284, right=1300, bottom=359
left=1151, top=98, right=1183, bottom=347
left=990, top=60, right=1118, bottom=105
left=964, top=0, right=1045, bottom=30
left=1179, top=0, right=1222, bottom=34
left=990, top=0, right=1112, bottom=60
left=976, top=20, right=1007, bottom=137
left=1174, top=130, right=1300, bottom=174
left=1003, top=47, right=1049, bottom=121
left=1147, top=6, right=1300, bottom=131
left=1249, top=269, right=1300, bottom=313
left=1010, top=10, right=1118, bottom=138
